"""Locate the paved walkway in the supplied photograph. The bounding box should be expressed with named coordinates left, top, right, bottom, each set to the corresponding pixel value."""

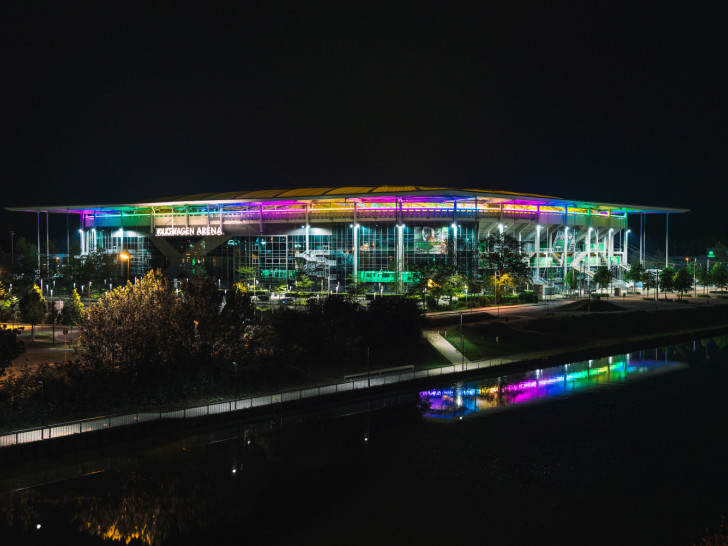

left=425, top=330, right=471, bottom=369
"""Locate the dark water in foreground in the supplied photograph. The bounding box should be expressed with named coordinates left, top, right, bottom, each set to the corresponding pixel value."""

left=2, top=336, right=728, bottom=545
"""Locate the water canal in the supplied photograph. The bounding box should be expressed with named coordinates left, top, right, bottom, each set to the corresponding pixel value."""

left=2, top=335, right=727, bottom=545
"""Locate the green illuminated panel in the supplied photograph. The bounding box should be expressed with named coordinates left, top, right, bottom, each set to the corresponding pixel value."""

left=260, top=269, right=296, bottom=279
left=357, top=271, right=418, bottom=283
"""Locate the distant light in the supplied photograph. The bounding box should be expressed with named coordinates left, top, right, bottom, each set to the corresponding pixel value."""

left=36, top=524, right=41, bottom=530
left=232, top=468, right=237, bottom=474
left=452, top=223, right=457, bottom=229
left=627, top=229, right=631, bottom=233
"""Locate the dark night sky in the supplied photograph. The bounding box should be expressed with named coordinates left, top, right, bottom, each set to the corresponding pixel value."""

left=2, top=2, right=727, bottom=249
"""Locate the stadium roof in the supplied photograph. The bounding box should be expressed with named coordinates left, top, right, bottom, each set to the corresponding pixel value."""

left=6, top=185, right=689, bottom=214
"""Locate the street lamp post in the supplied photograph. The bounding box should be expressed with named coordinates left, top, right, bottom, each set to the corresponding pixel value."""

left=50, top=288, right=54, bottom=343
left=38, top=380, right=45, bottom=436
left=367, top=346, right=370, bottom=388
left=232, top=361, right=238, bottom=397
left=460, top=313, right=465, bottom=370
left=119, top=251, right=131, bottom=282
left=693, top=258, right=697, bottom=297
left=495, top=271, right=500, bottom=317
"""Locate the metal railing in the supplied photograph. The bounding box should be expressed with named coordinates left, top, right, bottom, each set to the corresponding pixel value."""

left=0, top=352, right=520, bottom=449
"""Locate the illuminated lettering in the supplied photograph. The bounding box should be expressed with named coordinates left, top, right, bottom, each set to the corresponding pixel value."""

left=154, top=226, right=224, bottom=237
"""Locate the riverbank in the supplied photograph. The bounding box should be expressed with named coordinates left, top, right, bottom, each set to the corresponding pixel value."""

left=438, top=303, right=728, bottom=362
left=2, top=305, right=727, bottom=463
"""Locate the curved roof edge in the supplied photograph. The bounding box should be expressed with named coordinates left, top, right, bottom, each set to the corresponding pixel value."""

left=5, top=185, right=690, bottom=214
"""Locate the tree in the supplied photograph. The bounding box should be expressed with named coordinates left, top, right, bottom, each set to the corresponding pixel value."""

left=444, top=272, right=467, bottom=307
left=593, top=266, right=613, bottom=290
left=179, top=277, right=257, bottom=364
left=0, top=327, right=23, bottom=377
left=492, top=272, right=514, bottom=303
left=673, top=268, right=692, bottom=299
left=712, top=263, right=728, bottom=291
left=564, top=270, right=579, bottom=291
left=642, top=271, right=657, bottom=298
left=713, top=241, right=728, bottom=261
left=80, top=269, right=185, bottom=371
left=19, top=285, right=46, bottom=340
left=697, top=266, right=712, bottom=295
left=624, top=263, right=645, bottom=288
left=13, top=236, right=39, bottom=282
left=61, top=288, right=84, bottom=326
left=80, top=270, right=258, bottom=373
left=78, top=250, right=121, bottom=286
left=479, top=233, right=530, bottom=288
left=659, top=266, right=676, bottom=299
left=297, top=274, right=314, bottom=292
left=419, top=264, right=458, bottom=307
left=345, top=274, right=366, bottom=299
left=237, top=266, right=256, bottom=284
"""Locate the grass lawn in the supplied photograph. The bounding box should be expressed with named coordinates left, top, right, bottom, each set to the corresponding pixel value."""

left=443, top=322, right=562, bottom=360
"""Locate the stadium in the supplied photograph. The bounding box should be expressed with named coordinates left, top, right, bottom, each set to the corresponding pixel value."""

left=8, top=186, right=687, bottom=293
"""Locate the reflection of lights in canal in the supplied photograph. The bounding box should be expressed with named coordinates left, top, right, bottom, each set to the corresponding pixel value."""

left=419, top=354, right=684, bottom=420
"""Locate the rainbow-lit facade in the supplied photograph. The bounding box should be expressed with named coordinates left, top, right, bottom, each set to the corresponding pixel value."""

left=9, top=186, right=687, bottom=290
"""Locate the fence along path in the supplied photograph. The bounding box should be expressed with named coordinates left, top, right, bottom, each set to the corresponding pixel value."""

left=0, top=353, right=515, bottom=449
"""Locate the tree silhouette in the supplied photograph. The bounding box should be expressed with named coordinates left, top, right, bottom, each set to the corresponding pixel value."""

left=61, top=288, right=84, bottom=326
left=19, top=285, right=46, bottom=341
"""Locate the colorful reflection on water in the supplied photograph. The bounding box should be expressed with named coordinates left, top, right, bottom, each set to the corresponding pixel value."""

left=419, top=351, right=686, bottom=420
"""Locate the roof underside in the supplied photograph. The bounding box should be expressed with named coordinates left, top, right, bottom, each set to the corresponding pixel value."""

left=6, top=185, right=689, bottom=214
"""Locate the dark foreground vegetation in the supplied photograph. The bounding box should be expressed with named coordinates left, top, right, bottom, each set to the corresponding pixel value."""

left=0, top=270, right=439, bottom=431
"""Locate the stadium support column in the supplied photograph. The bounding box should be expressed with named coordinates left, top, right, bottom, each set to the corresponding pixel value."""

left=37, top=211, right=41, bottom=277
left=640, top=214, right=645, bottom=265
left=305, top=202, right=310, bottom=253
left=665, top=213, right=669, bottom=267
left=535, top=225, right=541, bottom=281
left=453, top=200, right=458, bottom=267
left=587, top=208, right=592, bottom=270
left=259, top=204, right=264, bottom=234
left=66, top=209, right=70, bottom=255
left=474, top=197, right=480, bottom=281
left=46, top=211, right=50, bottom=277
left=563, top=206, right=568, bottom=283
left=353, top=203, right=358, bottom=284
left=120, top=210, right=124, bottom=253
left=396, top=198, right=404, bottom=294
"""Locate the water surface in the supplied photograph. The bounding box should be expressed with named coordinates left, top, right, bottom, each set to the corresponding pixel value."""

left=1, top=336, right=727, bottom=545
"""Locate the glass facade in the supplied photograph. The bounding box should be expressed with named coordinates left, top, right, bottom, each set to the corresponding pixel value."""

left=65, top=188, right=641, bottom=291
